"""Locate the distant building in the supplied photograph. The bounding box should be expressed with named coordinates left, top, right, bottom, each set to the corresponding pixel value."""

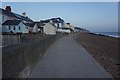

left=57, top=27, right=71, bottom=34
left=2, top=20, right=29, bottom=33
left=41, top=17, right=64, bottom=28
left=24, top=21, right=45, bottom=33
left=23, top=23, right=35, bottom=33
left=64, top=23, right=75, bottom=32
left=74, top=27, right=89, bottom=32
left=43, top=23, right=57, bottom=35
left=34, top=21, right=44, bottom=33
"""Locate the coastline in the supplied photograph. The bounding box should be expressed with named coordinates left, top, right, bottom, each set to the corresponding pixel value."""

left=91, top=32, right=120, bottom=38
left=75, top=32, right=119, bottom=79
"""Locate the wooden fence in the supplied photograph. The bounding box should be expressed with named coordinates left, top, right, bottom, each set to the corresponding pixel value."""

left=2, top=33, right=44, bottom=47
left=2, top=34, right=21, bottom=47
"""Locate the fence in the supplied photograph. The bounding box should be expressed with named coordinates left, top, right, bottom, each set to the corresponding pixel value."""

left=2, top=34, right=20, bottom=47
left=2, top=33, right=44, bottom=47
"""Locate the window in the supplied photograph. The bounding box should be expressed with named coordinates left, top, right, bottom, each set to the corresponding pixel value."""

left=19, top=26, right=21, bottom=30
left=13, top=26, right=15, bottom=30
left=2, top=16, right=5, bottom=22
left=8, top=26, right=10, bottom=30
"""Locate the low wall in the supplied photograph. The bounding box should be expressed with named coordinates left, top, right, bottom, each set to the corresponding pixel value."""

left=2, top=34, right=64, bottom=78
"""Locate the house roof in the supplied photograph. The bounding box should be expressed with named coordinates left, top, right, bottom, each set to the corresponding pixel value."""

left=1, top=8, right=15, bottom=18
left=51, top=17, right=64, bottom=23
left=2, top=20, right=22, bottom=25
left=40, top=20, right=50, bottom=23
left=40, top=17, right=64, bottom=24
left=75, top=27, right=84, bottom=30
left=0, top=8, right=33, bottom=22
left=34, top=21, right=45, bottom=27
left=24, top=23, right=35, bottom=27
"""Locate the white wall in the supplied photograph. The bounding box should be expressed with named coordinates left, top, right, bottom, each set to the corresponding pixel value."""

left=2, top=22, right=29, bottom=33
left=64, top=23, right=71, bottom=28
left=19, top=22, right=29, bottom=33
left=70, top=25, right=75, bottom=31
left=0, top=14, right=2, bottom=25
left=2, top=25, right=10, bottom=32
left=64, top=23, right=75, bottom=31
left=59, top=23, right=62, bottom=27
left=1, top=14, right=17, bottom=24
left=33, top=24, right=38, bottom=33
left=43, top=23, right=57, bottom=35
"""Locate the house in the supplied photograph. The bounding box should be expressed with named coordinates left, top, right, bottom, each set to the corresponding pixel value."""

left=24, top=23, right=35, bottom=33
left=43, top=23, right=57, bottom=35
left=41, top=17, right=64, bottom=28
left=50, top=17, right=64, bottom=28
left=0, top=6, right=33, bottom=24
left=64, top=23, right=75, bottom=32
left=57, top=27, right=71, bottom=34
left=39, top=17, right=65, bottom=35
left=2, top=20, right=29, bottom=33
left=33, top=21, right=44, bottom=33
left=74, top=27, right=89, bottom=32
left=0, top=6, right=17, bottom=24
left=24, top=21, right=44, bottom=33
left=0, top=6, right=33, bottom=34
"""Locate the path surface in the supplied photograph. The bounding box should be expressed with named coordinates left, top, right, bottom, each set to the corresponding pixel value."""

left=29, top=34, right=112, bottom=78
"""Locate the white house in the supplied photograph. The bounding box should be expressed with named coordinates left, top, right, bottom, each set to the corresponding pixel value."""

left=64, top=23, right=75, bottom=31
left=74, top=27, right=89, bottom=32
left=43, top=23, right=57, bottom=35
left=2, top=20, right=29, bottom=33
left=41, top=17, right=64, bottom=28
left=32, top=24, right=38, bottom=33
left=0, top=6, right=17, bottom=25
left=0, top=6, right=33, bottom=30
left=57, top=28, right=71, bottom=33
left=24, top=22, right=44, bottom=33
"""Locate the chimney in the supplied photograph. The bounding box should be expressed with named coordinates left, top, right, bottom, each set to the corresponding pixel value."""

left=22, top=12, right=27, bottom=17
left=5, top=6, right=11, bottom=12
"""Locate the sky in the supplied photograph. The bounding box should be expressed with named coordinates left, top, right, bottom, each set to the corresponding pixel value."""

left=1, top=2, right=118, bottom=32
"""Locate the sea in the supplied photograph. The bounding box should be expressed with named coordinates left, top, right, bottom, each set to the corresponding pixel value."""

left=94, top=32, right=120, bottom=38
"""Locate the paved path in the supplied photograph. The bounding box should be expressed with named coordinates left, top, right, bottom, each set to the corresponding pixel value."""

left=29, top=34, right=112, bottom=78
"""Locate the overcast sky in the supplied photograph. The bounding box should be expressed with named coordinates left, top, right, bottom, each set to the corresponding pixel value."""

left=2, top=2, right=118, bottom=32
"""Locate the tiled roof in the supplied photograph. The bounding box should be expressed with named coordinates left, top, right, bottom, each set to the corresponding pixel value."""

left=2, top=20, right=22, bottom=25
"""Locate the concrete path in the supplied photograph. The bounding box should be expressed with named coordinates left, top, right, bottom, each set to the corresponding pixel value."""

left=29, top=34, right=112, bottom=78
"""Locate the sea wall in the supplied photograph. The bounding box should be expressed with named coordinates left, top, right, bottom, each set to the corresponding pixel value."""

left=2, top=34, right=64, bottom=78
